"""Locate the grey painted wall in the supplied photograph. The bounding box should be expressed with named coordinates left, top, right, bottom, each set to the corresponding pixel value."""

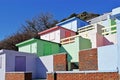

left=36, top=55, right=53, bottom=78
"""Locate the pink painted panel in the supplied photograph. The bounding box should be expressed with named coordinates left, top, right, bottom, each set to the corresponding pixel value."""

left=96, top=33, right=104, bottom=47
left=60, top=28, right=76, bottom=39
left=96, top=33, right=113, bottom=47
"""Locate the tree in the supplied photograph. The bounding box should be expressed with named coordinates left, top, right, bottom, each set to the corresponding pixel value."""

left=21, top=13, right=58, bottom=34
left=0, top=13, right=58, bottom=50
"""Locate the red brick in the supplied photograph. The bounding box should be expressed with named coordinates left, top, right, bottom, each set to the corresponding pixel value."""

left=5, top=72, right=32, bottom=80
left=47, top=73, right=54, bottom=80
left=79, top=48, right=98, bottom=70
left=53, top=53, right=67, bottom=71
left=47, top=72, right=119, bottom=80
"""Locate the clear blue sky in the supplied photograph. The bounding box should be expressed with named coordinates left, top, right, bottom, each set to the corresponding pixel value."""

left=0, top=0, right=120, bottom=40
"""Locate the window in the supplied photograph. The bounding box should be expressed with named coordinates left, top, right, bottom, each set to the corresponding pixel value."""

left=65, top=31, right=71, bottom=38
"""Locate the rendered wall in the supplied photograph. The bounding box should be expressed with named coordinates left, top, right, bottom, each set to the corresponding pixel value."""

left=36, top=53, right=67, bottom=79
left=40, top=30, right=61, bottom=43
left=17, top=39, right=60, bottom=57
left=40, top=28, right=76, bottom=43
left=37, top=40, right=60, bottom=56
left=36, top=55, right=53, bottom=79
left=99, top=19, right=110, bottom=27
left=77, top=18, right=89, bottom=28
left=98, top=45, right=118, bottom=71
left=60, top=36, right=91, bottom=62
left=104, top=33, right=117, bottom=44
left=0, top=54, right=5, bottom=80
left=58, top=20, right=77, bottom=32
left=18, top=42, right=37, bottom=54
left=96, top=33, right=113, bottom=47
left=3, top=50, right=37, bottom=78
left=57, top=18, right=88, bottom=32
left=87, top=13, right=111, bottom=24
left=60, top=28, right=76, bottom=39
left=114, top=12, right=120, bottom=74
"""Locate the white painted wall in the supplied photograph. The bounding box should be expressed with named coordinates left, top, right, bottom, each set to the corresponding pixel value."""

left=41, top=29, right=60, bottom=43
left=104, top=33, right=117, bottom=44
left=111, top=7, right=120, bottom=73
left=98, top=19, right=110, bottom=27
left=112, top=7, right=120, bottom=15
left=61, top=20, right=77, bottom=32
left=87, top=13, right=111, bottom=24
left=36, top=55, right=53, bottom=78
left=19, top=45, right=31, bottom=53
left=98, top=45, right=118, bottom=71
left=19, top=42, right=37, bottom=54
left=0, top=54, right=6, bottom=80
left=116, top=16, right=120, bottom=74
left=41, top=33, right=50, bottom=41
left=40, top=55, right=53, bottom=72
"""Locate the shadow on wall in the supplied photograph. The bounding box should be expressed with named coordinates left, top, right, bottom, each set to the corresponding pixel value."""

left=60, top=47, right=72, bottom=62
left=36, top=57, right=47, bottom=79
left=103, top=36, right=114, bottom=46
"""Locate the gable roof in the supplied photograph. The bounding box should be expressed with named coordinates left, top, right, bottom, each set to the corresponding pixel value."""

left=0, top=49, right=37, bottom=56
left=16, top=38, right=60, bottom=47
left=38, top=26, right=76, bottom=35
left=56, top=17, right=87, bottom=26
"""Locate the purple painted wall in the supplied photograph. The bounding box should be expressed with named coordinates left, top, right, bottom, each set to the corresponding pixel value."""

left=15, top=56, right=26, bottom=71
left=1, top=50, right=37, bottom=79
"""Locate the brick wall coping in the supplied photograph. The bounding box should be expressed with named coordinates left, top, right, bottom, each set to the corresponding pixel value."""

left=39, top=53, right=67, bottom=58
left=6, top=72, right=32, bottom=73
left=47, top=70, right=118, bottom=74
left=79, top=48, right=97, bottom=52
left=53, top=53, right=67, bottom=56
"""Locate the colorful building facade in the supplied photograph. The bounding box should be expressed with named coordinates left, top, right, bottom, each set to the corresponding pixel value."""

left=1, top=7, right=120, bottom=80
left=56, top=17, right=89, bottom=32
left=38, top=26, right=76, bottom=43
left=16, top=38, right=60, bottom=56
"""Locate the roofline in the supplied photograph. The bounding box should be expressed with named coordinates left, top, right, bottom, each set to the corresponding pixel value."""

left=16, top=38, right=60, bottom=47
left=38, top=26, right=60, bottom=35
left=87, top=12, right=112, bottom=22
left=56, top=17, right=78, bottom=26
left=16, top=38, right=37, bottom=46
left=0, top=49, right=37, bottom=56
left=38, top=26, right=76, bottom=35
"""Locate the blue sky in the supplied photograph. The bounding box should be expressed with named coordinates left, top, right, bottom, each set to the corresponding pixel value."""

left=0, top=0, right=120, bottom=40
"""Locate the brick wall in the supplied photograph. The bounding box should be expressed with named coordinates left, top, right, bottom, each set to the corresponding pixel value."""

left=5, top=72, right=32, bottom=80
left=47, top=72, right=119, bottom=80
left=79, top=48, right=98, bottom=70
left=47, top=73, right=54, bottom=80
left=53, top=53, right=67, bottom=71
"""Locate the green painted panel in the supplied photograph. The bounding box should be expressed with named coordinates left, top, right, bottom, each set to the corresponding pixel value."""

left=17, top=38, right=60, bottom=57
left=37, top=39, right=60, bottom=56
left=79, top=37, right=91, bottom=50
left=111, top=19, right=116, bottom=26
left=60, top=36, right=91, bottom=62
left=110, top=19, right=117, bottom=34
